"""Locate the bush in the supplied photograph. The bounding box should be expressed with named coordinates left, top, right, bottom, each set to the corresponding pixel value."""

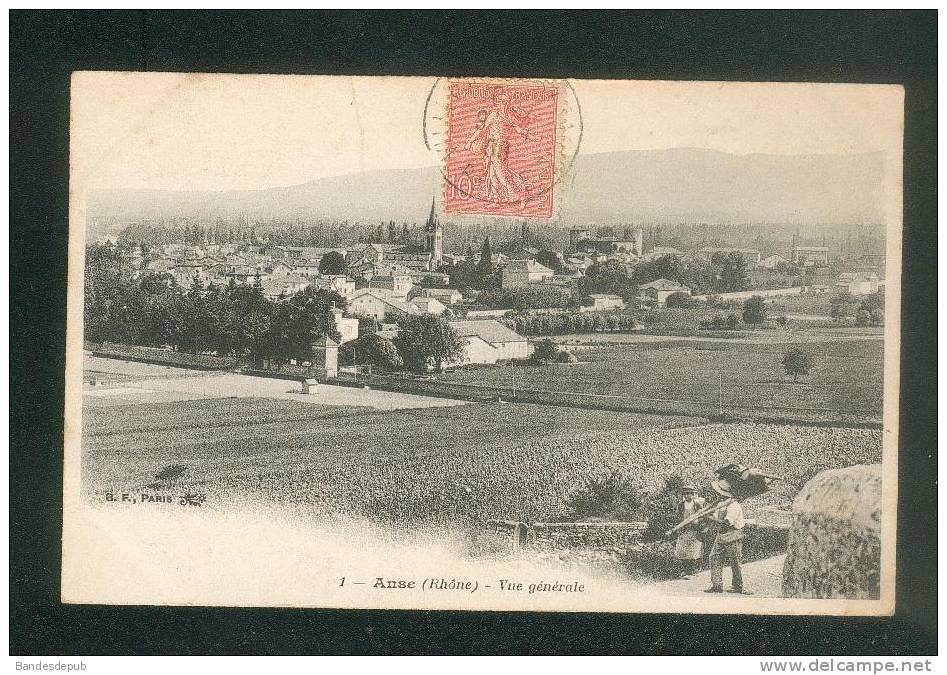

left=855, top=309, right=872, bottom=327
left=742, top=295, right=767, bottom=325
left=566, top=470, right=643, bottom=521
left=532, top=338, right=560, bottom=363
left=664, top=292, right=695, bottom=308
left=726, top=313, right=741, bottom=329
left=775, top=315, right=789, bottom=327
left=557, top=350, right=578, bottom=363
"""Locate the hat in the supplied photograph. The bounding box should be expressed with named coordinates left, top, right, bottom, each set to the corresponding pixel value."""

left=711, top=478, right=734, bottom=498
left=680, top=484, right=697, bottom=493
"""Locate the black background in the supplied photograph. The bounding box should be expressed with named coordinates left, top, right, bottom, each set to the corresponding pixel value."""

left=10, top=10, right=937, bottom=655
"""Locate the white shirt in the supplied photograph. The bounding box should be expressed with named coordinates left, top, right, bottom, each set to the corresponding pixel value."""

left=720, top=501, right=745, bottom=530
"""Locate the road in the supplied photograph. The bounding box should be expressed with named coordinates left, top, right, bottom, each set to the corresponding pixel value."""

left=650, top=554, right=785, bottom=597
left=83, top=354, right=468, bottom=411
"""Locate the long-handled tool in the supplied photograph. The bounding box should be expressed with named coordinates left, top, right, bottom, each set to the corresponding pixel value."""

left=663, top=466, right=784, bottom=539
left=664, top=497, right=733, bottom=539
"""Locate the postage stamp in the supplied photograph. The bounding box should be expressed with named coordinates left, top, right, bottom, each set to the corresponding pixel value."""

left=444, top=80, right=559, bottom=218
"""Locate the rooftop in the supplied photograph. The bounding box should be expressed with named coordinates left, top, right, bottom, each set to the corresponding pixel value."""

left=504, top=259, right=554, bottom=275
left=449, top=319, right=525, bottom=345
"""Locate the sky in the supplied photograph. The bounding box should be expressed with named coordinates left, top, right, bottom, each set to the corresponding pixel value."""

left=70, top=72, right=903, bottom=193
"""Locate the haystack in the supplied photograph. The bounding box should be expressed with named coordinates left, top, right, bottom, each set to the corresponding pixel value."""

left=782, top=464, right=881, bottom=599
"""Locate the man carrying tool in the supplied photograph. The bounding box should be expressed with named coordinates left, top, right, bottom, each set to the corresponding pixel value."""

left=703, top=476, right=751, bottom=595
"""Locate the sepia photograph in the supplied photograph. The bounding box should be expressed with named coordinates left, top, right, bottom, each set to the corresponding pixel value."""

left=60, top=72, right=904, bottom=615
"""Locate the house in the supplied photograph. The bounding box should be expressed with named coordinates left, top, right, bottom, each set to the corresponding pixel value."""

left=583, top=293, right=626, bottom=312
left=309, top=275, right=355, bottom=299
left=409, top=296, right=447, bottom=316
left=369, top=274, right=413, bottom=298
left=448, top=319, right=529, bottom=365
left=760, top=254, right=790, bottom=270
left=792, top=245, right=829, bottom=266
left=501, top=259, right=554, bottom=288
left=260, top=261, right=295, bottom=278
left=289, top=259, right=323, bottom=276
left=421, top=287, right=463, bottom=305
left=638, top=278, right=691, bottom=308
left=550, top=271, right=582, bottom=287
left=649, top=246, right=685, bottom=257
left=145, top=258, right=175, bottom=274
left=836, top=272, right=880, bottom=296
left=328, top=303, right=359, bottom=344
left=260, top=275, right=311, bottom=301
left=349, top=289, right=420, bottom=321
left=698, top=247, right=762, bottom=265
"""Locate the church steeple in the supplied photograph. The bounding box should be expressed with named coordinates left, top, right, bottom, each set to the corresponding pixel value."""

left=425, top=196, right=443, bottom=269
left=426, top=196, right=437, bottom=230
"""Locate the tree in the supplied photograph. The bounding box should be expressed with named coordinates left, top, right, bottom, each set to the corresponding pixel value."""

left=580, top=259, right=637, bottom=300
left=394, top=314, right=465, bottom=372
left=357, top=315, right=379, bottom=336
left=830, top=293, right=858, bottom=323
left=263, top=287, right=345, bottom=368
left=742, top=295, right=766, bottom=325
left=860, top=290, right=884, bottom=312
left=718, top=253, right=750, bottom=292
left=532, top=338, right=560, bottom=363
left=631, top=255, right=684, bottom=286
left=447, top=259, right=479, bottom=290
left=855, top=309, right=872, bottom=327
left=318, top=251, right=348, bottom=276
left=83, top=243, right=140, bottom=343
left=536, top=249, right=563, bottom=273
left=340, top=333, right=403, bottom=370
left=220, top=283, right=272, bottom=365
left=782, top=347, right=814, bottom=383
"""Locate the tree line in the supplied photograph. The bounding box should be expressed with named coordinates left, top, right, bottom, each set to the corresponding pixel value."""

left=85, top=243, right=343, bottom=369
left=502, top=311, right=640, bottom=337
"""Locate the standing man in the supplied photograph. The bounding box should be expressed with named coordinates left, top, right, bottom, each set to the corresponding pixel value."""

left=704, top=476, right=752, bottom=594
left=674, top=484, right=705, bottom=578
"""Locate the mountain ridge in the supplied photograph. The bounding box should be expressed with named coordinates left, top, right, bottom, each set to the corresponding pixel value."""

left=86, top=147, right=887, bottom=239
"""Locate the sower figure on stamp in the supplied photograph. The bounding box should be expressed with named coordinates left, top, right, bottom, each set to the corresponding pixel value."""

left=673, top=484, right=705, bottom=578
left=464, top=91, right=532, bottom=206
left=703, top=476, right=752, bottom=595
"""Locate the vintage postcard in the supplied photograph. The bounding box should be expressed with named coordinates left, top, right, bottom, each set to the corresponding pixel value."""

left=63, top=73, right=902, bottom=614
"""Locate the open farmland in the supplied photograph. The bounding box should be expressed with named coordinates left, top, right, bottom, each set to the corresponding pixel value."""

left=83, top=396, right=880, bottom=525
left=440, top=339, right=884, bottom=417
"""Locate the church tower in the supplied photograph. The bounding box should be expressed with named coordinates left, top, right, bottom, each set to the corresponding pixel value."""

left=424, top=197, right=443, bottom=268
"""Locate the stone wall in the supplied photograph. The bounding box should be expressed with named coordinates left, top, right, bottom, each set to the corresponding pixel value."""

left=529, top=521, right=649, bottom=550
left=782, top=464, right=882, bottom=599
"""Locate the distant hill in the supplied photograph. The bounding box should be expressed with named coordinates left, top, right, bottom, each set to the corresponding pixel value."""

left=86, top=148, right=886, bottom=240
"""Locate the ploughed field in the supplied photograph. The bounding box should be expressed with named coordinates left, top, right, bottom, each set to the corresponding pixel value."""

left=83, top=396, right=881, bottom=524
left=440, top=339, right=884, bottom=416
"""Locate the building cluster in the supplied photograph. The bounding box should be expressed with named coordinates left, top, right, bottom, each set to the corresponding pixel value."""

left=109, top=205, right=886, bottom=368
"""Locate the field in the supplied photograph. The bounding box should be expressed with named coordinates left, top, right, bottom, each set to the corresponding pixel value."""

left=441, top=339, right=884, bottom=416
left=83, top=395, right=881, bottom=526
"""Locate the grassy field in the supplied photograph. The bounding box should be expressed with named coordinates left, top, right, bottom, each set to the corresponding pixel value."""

left=83, top=396, right=881, bottom=526
left=441, top=340, right=883, bottom=416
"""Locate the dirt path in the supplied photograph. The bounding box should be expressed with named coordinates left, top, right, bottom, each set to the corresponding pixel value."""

left=650, top=554, right=785, bottom=598
left=83, top=355, right=468, bottom=411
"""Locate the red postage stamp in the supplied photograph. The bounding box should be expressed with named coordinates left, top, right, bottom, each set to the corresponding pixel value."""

left=444, top=80, right=559, bottom=218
